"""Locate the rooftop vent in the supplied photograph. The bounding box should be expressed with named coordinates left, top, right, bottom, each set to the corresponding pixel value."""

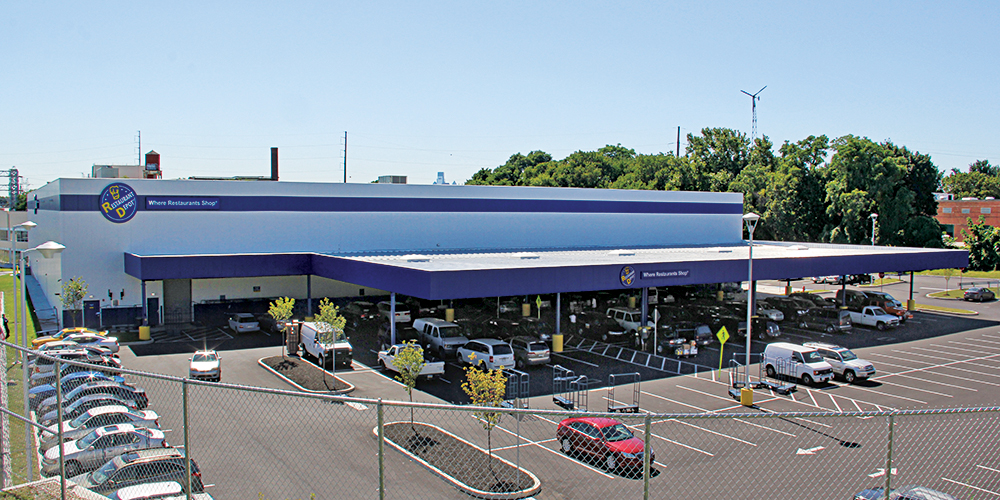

left=788, top=245, right=809, bottom=251
left=512, top=252, right=539, bottom=260
left=608, top=249, right=636, bottom=256
left=402, top=254, right=430, bottom=262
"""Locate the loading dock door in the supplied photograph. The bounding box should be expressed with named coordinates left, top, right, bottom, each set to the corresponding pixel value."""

left=162, top=279, right=192, bottom=324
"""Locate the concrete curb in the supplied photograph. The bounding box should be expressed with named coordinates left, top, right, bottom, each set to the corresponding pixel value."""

left=376, top=421, right=542, bottom=500
left=257, top=356, right=355, bottom=395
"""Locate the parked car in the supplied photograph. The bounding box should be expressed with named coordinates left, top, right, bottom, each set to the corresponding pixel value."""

left=509, top=336, right=550, bottom=369
left=750, top=302, right=785, bottom=322
left=31, top=348, right=117, bottom=376
left=478, top=317, right=523, bottom=341
left=556, top=416, right=653, bottom=473
left=414, top=317, right=468, bottom=360
left=28, top=341, right=84, bottom=363
left=227, top=313, right=260, bottom=333
left=797, top=307, right=853, bottom=334
left=31, top=327, right=108, bottom=349
left=376, top=301, right=411, bottom=323
left=28, top=371, right=127, bottom=411
left=738, top=318, right=781, bottom=339
left=803, top=342, right=876, bottom=384
left=964, top=287, right=995, bottom=302
left=760, top=297, right=812, bottom=323
left=188, top=350, right=221, bottom=382
left=570, top=311, right=626, bottom=342
left=861, top=290, right=914, bottom=323
left=63, top=332, right=120, bottom=354
left=39, top=405, right=160, bottom=453
left=340, top=301, right=379, bottom=327
left=37, top=382, right=149, bottom=422
left=41, top=424, right=167, bottom=477
left=516, top=317, right=553, bottom=343
left=688, top=304, right=741, bottom=337
left=255, top=314, right=286, bottom=334
left=39, top=394, right=144, bottom=428
left=109, top=481, right=215, bottom=500
left=30, top=357, right=123, bottom=387
left=377, top=323, right=420, bottom=350
left=377, top=344, right=445, bottom=381
left=69, top=448, right=204, bottom=496
left=788, top=292, right=837, bottom=309
left=853, top=485, right=960, bottom=500
left=457, top=338, right=515, bottom=370
left=606, top=307, right=652, bottom=335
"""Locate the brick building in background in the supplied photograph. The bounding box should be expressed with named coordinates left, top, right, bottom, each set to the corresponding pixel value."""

left=936, top=195, right=1000, bottom=241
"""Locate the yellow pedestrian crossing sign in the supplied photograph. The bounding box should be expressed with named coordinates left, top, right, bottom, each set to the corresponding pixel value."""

left=716, top=326, right=730, bottom=345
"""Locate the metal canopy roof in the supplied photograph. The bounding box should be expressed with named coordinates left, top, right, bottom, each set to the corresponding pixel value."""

left=124, top=241, right=968, bottom=300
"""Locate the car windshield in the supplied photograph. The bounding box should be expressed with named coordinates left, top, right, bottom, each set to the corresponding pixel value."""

left=79, top=429, right=103, bottom=447
left=90, top=459, right=119, bottom=484
left=803, top=351, right=824, bottom=363
left=870, top=307, right=888, bottom=316
left=69, top=412, right=92, bottom=428
left=601, top=423, right=634, bottom=442
left=439, top=326, right=463, bottom=338
left=237, top=317, right=255, bottom=323
left=192, top=353, right=217, bottom=362
left=528, top=342, right=547, bottom=351
left=839, top=349, right=858, bottom=361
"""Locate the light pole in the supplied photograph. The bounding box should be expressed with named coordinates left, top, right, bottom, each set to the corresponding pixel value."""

left=17, top=239, right=64, bottom=483
left=742, top=212, right=760, bottom=403
left=870, top=213, right=878, bottom=246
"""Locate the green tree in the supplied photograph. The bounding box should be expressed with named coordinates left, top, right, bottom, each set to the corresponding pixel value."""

left=686, top=128, right=751, bottom=191
left=962, top=216, right=1000, bottom=271
left=461, top=358, right=507, bottom=480
left=269, top=297, right=295, bottom=356
left=969, top=159, right=998, bottom=177
left=467, top=151, right=552, bottom=186
left=61, top=277, right=88, bottom=327
left=392, top=341, right=427, bottom=432
left=313, top=298, right=347, bottom=386
left=942, top=169, right=1000, bottom=200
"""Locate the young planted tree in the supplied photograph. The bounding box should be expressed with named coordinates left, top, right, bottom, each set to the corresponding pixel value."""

left=313, top=298, right=347, bottom=388
left=269, top=297, right=295, bottom=357
left=61, top=277, right=88, bottom=327
left=461, top=359, right=507, bottom=480
left=392, top=341, right=427, bottom=433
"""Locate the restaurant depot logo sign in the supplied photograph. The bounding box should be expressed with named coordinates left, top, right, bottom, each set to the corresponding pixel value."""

left=619, top=265, right=636, bottom=287
left=99, top=182, right=138, bottom=223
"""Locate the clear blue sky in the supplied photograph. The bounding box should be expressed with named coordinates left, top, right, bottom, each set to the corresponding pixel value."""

left=3, top=1, right=998, bottom=188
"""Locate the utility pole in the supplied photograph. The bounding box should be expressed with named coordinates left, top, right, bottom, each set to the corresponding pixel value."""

left=343, top=131, right=348, bottom=183
left=137, top=130, right=141, bottom=165
left=676, top=126, right=680, bottom=156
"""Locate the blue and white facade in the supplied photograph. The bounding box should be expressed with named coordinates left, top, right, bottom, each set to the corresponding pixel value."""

left=27, top=178, right=966, bottom=326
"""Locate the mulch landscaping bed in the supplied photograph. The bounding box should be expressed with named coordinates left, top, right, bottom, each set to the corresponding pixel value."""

left=260, top=355, right=350, bottom=392
left=383, top=422, right=536, bottom=495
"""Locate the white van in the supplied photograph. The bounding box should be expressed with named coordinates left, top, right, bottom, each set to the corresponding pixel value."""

left=762, top=342, right=834, bottom=386
left=413, top=317, right=468, bottom=360
left=296, top=321, right=353, bottom=368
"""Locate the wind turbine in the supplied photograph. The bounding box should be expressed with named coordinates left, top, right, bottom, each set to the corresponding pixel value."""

left=741, top=86, right=767, bottom=140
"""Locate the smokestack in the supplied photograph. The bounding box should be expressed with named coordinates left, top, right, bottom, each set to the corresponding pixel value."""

left=270, top=147, right=278, bottom=181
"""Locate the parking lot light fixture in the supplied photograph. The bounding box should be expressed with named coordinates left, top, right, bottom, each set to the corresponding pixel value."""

left=742, top=213, right=760, bottom=395
left=870, top=213, right=878, bottom=246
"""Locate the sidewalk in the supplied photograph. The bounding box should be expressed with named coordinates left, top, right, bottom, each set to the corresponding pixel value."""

left=23, top=273, right=60, bottom=332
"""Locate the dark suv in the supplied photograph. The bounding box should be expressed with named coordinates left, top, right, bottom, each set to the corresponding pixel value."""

left=70, top=448, right=203, bottom=495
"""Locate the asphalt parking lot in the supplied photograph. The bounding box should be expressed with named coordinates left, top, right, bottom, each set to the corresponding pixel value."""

left=118, top=274, right=1000, bottom=499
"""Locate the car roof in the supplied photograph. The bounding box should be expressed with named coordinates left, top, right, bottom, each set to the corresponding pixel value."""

left=802, top=341, right=846, bottom=351
left=85, top=405, right=135, bottom=417
left=233, top=313, right=255, bottom=318
left=193, top=350, right=218, bottom=355
left=562, top=416, right=622, bottom=428
left=471, top=338, right=509, bottom=346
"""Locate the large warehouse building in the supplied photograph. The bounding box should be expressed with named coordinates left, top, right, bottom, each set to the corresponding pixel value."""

left=25, top=177, right=967, bottom=330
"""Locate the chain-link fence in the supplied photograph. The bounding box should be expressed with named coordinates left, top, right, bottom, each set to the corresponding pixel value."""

left=3, top=341, right=999, bottom=500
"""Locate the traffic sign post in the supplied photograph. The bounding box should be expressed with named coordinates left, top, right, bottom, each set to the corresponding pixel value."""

left=716, top=326, right=730, bottom=378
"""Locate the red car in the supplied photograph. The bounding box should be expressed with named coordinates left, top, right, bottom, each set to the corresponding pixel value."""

left=556, top=416, right=653, bottom=472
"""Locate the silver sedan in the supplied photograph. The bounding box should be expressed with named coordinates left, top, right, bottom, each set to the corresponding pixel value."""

left=41, top=423, right=167, bottom=478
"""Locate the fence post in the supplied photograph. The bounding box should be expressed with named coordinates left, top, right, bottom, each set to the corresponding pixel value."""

left=183, top=379, right=191, bottom=500
left=884, top=413, right=895, bottom=496
left=643, top=413, right=651, bottom=500
left=56, top=360, right=65, bottom=500
left=377, top=398, right=384, bottom=500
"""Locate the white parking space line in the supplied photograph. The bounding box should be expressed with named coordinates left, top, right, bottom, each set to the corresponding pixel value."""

left=550, top=352, right=599, bottom=367
left=807, top=390, right=818, bottom=408
left=733, top=417, right=796, bottom=437
left=979, top=465, right=1000, bottom=474
left=649, top=431, right=716, bottom=457
left=641, top=391, right=711, bottom=412
left=893, top=372, right=982, bottom=390
left=828, top=393, right=842, bottom=413
left=940, top=478, right=1000, bottom=497
left=907, top=346, right=977, bottom=359
left=676, top=384, right=749, bottom=405
left=881, top=350, right=1000, bottom=377
left=958, top=337, right=1000, bottom=347
left=867, top=352, right=932, bottom=368
left=815, top=380, right=917, bottom=406
left=664, top=418, right=757, bottom=446
left=927, top=343, right=1000, bottom=355
left=874, top=379, right=955, bottom=397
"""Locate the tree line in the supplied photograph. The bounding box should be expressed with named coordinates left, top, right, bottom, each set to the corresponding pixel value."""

left=467, top=128, right=947, bottom=248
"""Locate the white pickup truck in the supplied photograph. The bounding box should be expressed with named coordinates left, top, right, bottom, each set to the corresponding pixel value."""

left=377, top=344, right=445, bottom=381
left=847, top=306, right=900, bottom=331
